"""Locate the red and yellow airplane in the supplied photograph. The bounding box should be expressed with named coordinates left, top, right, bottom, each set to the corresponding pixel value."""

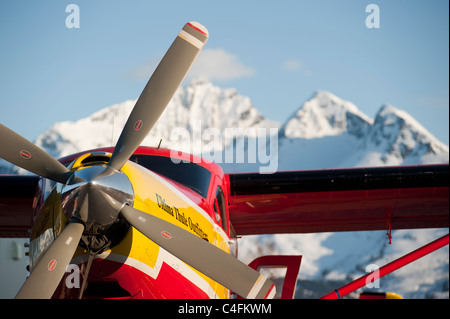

left=0, top=22, right=448, bottom=299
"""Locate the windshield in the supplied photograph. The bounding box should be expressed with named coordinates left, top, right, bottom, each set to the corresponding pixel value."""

left=129, top=154, right=212, bottom=198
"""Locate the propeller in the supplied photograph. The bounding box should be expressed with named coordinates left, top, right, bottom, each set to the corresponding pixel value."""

left=120, top=205, right=276, bottom=299
left=4, top=21, right=276, bottom=299
left=15, top=220, right=85, bottom=299
left=0, top=123, right=75, bottom=184
left=108, top=21, right=209, bottom=171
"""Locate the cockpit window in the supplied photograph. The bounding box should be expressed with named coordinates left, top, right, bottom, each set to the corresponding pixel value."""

left=215, top=186, right=228, bottom=233
left=129, top=154, right=212, bottom=198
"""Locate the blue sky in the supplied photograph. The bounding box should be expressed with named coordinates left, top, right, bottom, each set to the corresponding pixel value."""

left=0, top=0, right=448, bottom=145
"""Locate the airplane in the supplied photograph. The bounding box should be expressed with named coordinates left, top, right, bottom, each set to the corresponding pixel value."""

left=0, top=21, right=448, bottom=299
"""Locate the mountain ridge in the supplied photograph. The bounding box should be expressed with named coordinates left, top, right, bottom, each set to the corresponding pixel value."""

left=1, top=78, right=447, bottom=172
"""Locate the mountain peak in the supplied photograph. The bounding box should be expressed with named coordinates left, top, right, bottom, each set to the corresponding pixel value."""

left=29, top=78, right=268, bottom=158
left=370, top=103, right=445, bottom=147
left=346, top=103, right=450, bottom=166
left=280, top=90, right=373, bottom=139
left=376, top=103, right=426, bottom=131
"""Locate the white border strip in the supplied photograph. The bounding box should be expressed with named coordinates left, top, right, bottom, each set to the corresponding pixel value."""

left=178, top=30, right=204, bottom=49
left=72, top=249, right=219, bottom=299
left=246, top=274, right=267, bottom=299
left=266, top=285, right=276, bottom=299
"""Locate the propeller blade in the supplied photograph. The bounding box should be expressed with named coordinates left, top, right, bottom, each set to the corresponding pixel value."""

left=15, top=220, right=84, bottom=299
left=0, top=123, right=73, bottom=184
left=108, top=22, right=209, bottom=171
left=120, top=205, right=276, bottom=299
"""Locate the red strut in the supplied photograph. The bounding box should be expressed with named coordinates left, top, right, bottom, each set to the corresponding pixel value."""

left=320, top=233, right=449, bottom=299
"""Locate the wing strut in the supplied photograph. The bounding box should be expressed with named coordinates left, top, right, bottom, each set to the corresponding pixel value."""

left=320, top=233, right=449, bottom=299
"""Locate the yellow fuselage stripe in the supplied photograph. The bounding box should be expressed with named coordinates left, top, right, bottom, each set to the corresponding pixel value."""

left=97, top=161, right=229, bottom=298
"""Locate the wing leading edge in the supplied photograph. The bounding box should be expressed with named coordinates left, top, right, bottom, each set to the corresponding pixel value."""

left=227, top=164, right=449, bottom=236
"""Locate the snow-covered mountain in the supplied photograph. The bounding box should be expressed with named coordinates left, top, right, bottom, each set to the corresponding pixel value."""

left=31, top=77, right=272, bottom=160
left=280, top=90, right=373, bottom=139
left=222, top=90, right=448, bottom=173
left=0, top=79, right=448, bottom=298
left=2, top=81, right=447, bottom=173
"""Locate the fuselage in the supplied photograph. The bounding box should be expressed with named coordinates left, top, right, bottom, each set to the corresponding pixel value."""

left=28, top=146, right=235, bottom=298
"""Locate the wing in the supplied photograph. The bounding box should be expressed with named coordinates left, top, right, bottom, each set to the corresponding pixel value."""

left=0, top=175, right=39, bottom=237
left=227, top=164, right=449, bottom=236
